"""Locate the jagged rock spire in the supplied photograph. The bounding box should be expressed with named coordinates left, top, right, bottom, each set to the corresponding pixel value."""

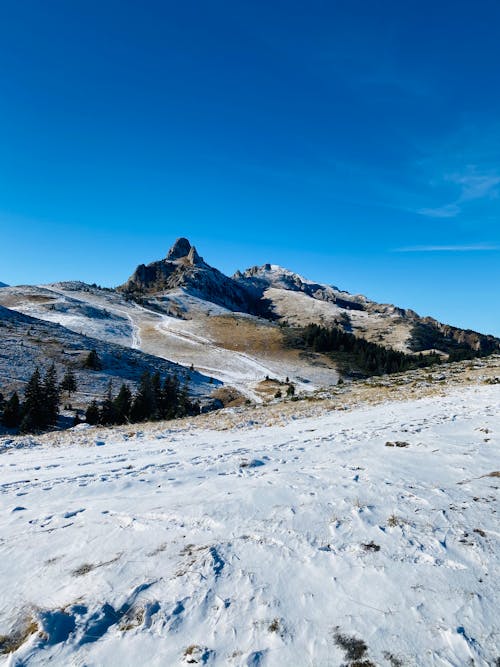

left=166, top=237, right=192, bottom=261
left=166, top=237, right=203, bottom=265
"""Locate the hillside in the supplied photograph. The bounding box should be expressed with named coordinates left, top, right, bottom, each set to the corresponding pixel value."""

left=0, top=282, right=340, bottom=401
left=0, top=304, right=217, bottom=419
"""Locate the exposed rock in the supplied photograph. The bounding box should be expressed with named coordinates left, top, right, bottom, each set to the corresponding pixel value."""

left=119, top=238, right=263, bottom=314
left=166, top=237, right=193, bottom=261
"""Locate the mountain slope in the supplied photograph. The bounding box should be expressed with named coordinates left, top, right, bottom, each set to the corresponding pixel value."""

left=234, top=263, right=500, bottom=355
left=0, top=280, right=340, bottom=400
left=0, top=304, right=216, bottom=410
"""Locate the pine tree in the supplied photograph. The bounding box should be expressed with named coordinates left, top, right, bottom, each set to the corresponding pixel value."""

left=113, top=384, right=132, bottom=424
left=131, top=371, right=155, bottom=422
left=21, top=368, right=45, bottom=432
left=99, top=381, right=117, bottom=425
left=160, top=374, right=180, bottom=420
left=85, top=400, right=100, bottom=425
left=43, top=363, right=60, bottom=426
left=84, top=349, right=102, bottom=370
left=176, top=380, right=191, bottom=418
left=2, top=392, right=20, bottom=428
left=60, top=368, right=77, bottom=397
left=151, top=371, right=162, bottom=419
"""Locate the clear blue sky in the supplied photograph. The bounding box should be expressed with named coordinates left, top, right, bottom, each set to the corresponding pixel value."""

left=1, top=0, right=499, bottom=335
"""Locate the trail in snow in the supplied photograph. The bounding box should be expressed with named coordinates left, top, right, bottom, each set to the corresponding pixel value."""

left=114, top=308, right=142, bottom=349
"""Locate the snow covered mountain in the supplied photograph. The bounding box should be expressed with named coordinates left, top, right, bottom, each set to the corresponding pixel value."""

left=0, top=238, right=498, bottom=401
left=0, top=281, right=8, bottom=288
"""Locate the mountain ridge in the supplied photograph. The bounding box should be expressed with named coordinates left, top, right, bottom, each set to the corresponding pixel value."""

left=0, top=237, right=498, bottom=402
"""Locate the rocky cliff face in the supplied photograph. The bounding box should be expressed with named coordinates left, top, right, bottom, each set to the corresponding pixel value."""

left=119, top=238, right=259, bottom=313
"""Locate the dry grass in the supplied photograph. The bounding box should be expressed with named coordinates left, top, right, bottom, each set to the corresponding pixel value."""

left=206, top=315, right=284, bottom=354
left=210, top=386, right=247, bottom=407
left=0, top=616, right=39, bottom=654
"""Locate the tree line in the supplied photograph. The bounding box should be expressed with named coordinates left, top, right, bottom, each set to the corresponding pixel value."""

left=0, top=351, right=199, bottom=433
left=85, top=371, right=199, bottom=426
left=0, top=363, right=71, bottom=433
left=296, top=323, right=443, bottom=376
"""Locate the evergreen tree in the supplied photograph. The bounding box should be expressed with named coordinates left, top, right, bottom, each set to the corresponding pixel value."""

left=131, top=371, right=155, bottom=422
left=60, top=368, right=77, bottom=396
left=99, top=381, right=117, bottom=425
left=160, top=374, right=180, bottom=419
left=21, top=368, right=45, bottom=432
left=176, top=380, right=191, bottom=418
left=113, top=383, right=132, bottom=424
left=43, top=363, right=60, bottom=426
left=151, top=371, right=162, bottom=419
left=84, top=349, right=102, bottom=370
left=2, top=392, right=20, bottom=428
left=85, top=400, right=100, bottom=425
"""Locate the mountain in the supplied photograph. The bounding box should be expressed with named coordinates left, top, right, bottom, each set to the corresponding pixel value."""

left=120, top=237, right=264, bottom=315
left=0, top=238, right=498, bottom=401
left=233, top=263, right=499, bottom=356
left=0, top=282, right=8, bottom=288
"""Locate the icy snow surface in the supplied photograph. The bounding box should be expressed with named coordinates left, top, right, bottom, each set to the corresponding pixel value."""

left=0, top=385, right=499, bottom=666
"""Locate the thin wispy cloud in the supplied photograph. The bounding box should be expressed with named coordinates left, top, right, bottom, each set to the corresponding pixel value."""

left=417, top=165, right=500, bottom=218
left=395, top=243, right=500, bottom=252
left=418, top=203, right=461, bottom=218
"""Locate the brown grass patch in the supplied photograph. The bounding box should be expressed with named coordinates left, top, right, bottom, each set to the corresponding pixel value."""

left=211, top=386, right=247, bottom=407
left=206, top=316, right=284, bottom=354
left=0, top=616, right=39, bottom=654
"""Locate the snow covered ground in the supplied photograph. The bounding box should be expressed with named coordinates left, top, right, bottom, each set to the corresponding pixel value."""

left=1, top=383, right=498, bottom=666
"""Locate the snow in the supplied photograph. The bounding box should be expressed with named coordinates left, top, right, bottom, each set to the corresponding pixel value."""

left=1, top=384, right=499, bottom=666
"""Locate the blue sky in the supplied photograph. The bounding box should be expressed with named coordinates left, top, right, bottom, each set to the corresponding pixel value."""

left=1, top=0, right=499, bottom=335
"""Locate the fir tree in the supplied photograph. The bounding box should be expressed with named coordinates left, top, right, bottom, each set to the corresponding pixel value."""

left=160, top=374, right=180, bottom=419
left=85, top=400, right=100, bottom=425
left=151, top=371, right=162, bottom=419
left=84, top=349, right=102, bottom=370
left=131, top=371, right=155, bottom=422
left=176, top=380, right=191, bottom=418
left=99, top=381, right=117, bottom=425
left=113, top=384, right=132, bottom=424
left=2, top=392, right=20, bottom=428
left=60, top=368, right=77, bottom=397
left=43, top=363, right=60, bottom=426
left=21, top=368, right=46, bottom=432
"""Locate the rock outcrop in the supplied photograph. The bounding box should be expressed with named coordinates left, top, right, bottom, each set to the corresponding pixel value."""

left=119, top=238, right=260, bottom=313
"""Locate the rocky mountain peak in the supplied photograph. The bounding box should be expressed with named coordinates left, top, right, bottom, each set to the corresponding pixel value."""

left=165, top=238, right=204, bottom=265
left=166, top=237, right=193, bottom=261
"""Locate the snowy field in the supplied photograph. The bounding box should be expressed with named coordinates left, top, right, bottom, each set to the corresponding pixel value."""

left=0, top=384, right=499, bottom=666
